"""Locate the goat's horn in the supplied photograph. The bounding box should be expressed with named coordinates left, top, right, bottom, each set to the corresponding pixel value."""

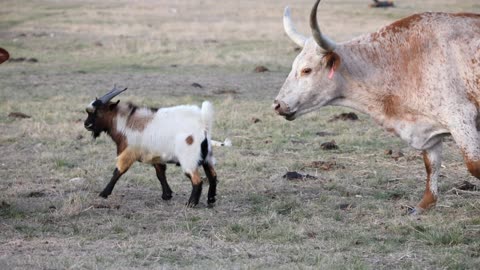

left=98, top=85, right=128, bottom=104
left=283, top=6, right=307, bottom=48
left=310, top=0, right=336, bottom=52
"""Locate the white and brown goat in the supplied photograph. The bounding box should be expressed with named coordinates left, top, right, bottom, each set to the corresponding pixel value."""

left=84, top=86, right=219, bottom=206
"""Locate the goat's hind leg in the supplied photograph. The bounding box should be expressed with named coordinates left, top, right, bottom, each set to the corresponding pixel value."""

left=99, top=148, right=137, bottom=198
left=153, top=163, right=173, bottom=200
left=202, top=163, right=218, bottom=205
left=185, top=169, right=202, bottom=207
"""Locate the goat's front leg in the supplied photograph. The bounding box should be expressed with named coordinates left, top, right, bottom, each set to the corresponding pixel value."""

left=153, top=163, right=173, bottom=200
left=411, top=142, right=442, bottom=215
left=202, top=163, right=217, bottom=205
left=185, top=169, right=202, bottom=207
left=99, top=148, right=137, bottom=198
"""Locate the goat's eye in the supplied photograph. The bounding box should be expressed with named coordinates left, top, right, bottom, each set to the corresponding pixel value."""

left=301, top=68, right=312, bottom=76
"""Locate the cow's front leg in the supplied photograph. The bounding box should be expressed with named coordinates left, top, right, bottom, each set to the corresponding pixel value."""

left=411, top=142, right=442, bottom=215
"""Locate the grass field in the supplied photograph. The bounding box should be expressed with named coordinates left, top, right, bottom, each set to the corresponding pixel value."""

left=1, top=0, right=480, bottom=269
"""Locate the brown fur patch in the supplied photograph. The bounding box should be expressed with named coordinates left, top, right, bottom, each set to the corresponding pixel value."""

left=465, top=159, right=480, bottom=179
left=417, top=151, right=437, bottom=210
left=189, top=170, right=202, bottom=185
left=127, top=115, right=153, bottom=131
left=116, top=148, right=140, bottom=173
left=467, top=92, right=480, bottom=109
left=381, top=94, right=401, bottom=117
left=453, top=13, right=480, bottom=19
left=388, top=13, right=423, bottom=34
left=0, top=48, right=9, bottom=64
left=207, top=165, right=217, bottom=178
left=186, top=135, right=194, bottom=145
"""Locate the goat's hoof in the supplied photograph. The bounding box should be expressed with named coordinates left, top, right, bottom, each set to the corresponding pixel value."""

left=186, top=201, right=198, bottom=208
left=207, top=197, right=216, bottom=205
left=162, top=193, right=173, bottom=200
left=99, top=191, right=110, bottom=198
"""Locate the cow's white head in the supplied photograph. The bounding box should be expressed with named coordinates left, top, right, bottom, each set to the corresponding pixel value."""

left=274, top=0, right=343, bottom=120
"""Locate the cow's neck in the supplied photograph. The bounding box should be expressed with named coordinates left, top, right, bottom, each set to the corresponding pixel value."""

left=328, top=38, right=407, bottom=122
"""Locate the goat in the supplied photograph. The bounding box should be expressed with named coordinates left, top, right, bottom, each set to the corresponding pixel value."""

left=84, top=86, right=220, bottom=207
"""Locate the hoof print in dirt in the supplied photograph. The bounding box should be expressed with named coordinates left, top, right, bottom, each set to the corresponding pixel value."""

left=321, top=140, right=338, bottom=150
left=328, top=112, right=359, bottom=122
left=9, top=57, right=38, bottom=63
left=254, top=65, right=269, bottom=73
left=315, top=131, right=336, bottom=137
left=306, top=160, right=344, bottom=171
left=338, top=203, right=355, bottom=210
left=191, top=82, right=203, bottom=88
left=213, top=89, right=238, bottom=95
left=27, top=191, right=46, bottom=198
left=1, top=201, right=11, bottom=209
left=92, top=203, right=120, bottom=209
left=8, top=112, right=31, bottom=119
left=283, top=171, right=317, bottom=181
left=385, top=149, right=404, bottom=160
left=456, top=180, right=478, bottom=191
left=251, top=117, right=261, bottom=123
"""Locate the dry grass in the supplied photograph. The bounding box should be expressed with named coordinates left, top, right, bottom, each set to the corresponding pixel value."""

left=1, top=0, right=480, bottom=269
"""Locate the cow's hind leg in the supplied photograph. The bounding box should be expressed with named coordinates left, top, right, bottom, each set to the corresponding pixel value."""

left=153, top=164, right=173, bottom=200
left=449, top=120, right=480, bottom=179
left=411, top=142, right=442, bottom=215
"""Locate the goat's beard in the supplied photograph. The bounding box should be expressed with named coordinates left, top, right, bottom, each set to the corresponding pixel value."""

left=91, top=130, right=101, bottom=139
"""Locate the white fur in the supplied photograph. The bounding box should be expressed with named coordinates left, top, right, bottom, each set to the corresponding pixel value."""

left=116, top=102, right=215, bottom=174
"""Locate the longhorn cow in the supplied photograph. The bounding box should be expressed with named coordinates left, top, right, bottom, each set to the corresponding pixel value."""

left=273, top=0, right=480, bottom=214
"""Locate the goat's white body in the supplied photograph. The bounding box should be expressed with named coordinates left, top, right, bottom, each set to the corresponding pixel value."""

left=115, top=102, right=214, bottom=174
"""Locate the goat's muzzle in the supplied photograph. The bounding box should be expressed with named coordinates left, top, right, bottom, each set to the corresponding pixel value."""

left=273, top=100, right=296, bottom=121
left=84, top=123, right=94, bottom=131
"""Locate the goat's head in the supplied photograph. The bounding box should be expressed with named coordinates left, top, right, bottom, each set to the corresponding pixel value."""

left=273, top=0, right=343, bottom=121
left=84, top=86, right=127, bottom=138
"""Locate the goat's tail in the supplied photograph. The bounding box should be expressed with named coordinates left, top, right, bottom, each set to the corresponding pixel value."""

left=201, top=101, right=214, bottom=133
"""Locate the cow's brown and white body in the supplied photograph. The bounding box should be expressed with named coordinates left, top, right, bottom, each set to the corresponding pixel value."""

left=274, top=0, right=480, bottom=214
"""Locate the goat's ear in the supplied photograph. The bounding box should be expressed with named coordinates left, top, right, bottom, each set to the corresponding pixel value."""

left=109, top=100, right=120, bottom=110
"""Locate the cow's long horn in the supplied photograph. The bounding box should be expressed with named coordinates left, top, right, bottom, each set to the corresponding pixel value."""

left=98, top=85, right=128, bottom=104
left=310, top=0, right=336, bottom=52
left=283, top=6, right=307, bottom=48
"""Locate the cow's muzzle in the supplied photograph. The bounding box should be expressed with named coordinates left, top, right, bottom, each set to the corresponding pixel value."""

left=273, top=100, right=296, bottom=121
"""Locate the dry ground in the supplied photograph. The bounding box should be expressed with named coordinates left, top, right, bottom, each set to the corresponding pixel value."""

left=1, top=0, right=480, bottom=269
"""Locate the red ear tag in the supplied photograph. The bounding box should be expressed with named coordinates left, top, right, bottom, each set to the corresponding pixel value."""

left=328, top=66, right=335, bottom=79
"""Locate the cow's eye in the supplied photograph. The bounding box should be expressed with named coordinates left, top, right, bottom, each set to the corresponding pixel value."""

left=301, top=68, right=312, bottom=76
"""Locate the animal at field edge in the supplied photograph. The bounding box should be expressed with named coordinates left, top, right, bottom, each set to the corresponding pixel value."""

left=85, top=86, right=223, bottom=207
left=0, top=48, right=10, bottom=64
left=273, top=0, right=480, bottom=214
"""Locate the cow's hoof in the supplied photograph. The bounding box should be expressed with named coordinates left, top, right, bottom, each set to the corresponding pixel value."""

left=407, top=206, right=424, bottom=215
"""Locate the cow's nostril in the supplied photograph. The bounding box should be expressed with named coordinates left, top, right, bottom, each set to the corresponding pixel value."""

left=274, top=103, right=281, bottom=111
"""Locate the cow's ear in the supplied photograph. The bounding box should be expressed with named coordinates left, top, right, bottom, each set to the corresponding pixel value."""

left=323, top=52, right=341, bottom=71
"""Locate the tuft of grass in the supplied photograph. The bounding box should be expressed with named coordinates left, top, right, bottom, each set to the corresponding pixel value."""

left=413, top=225, right=466, bottom=246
